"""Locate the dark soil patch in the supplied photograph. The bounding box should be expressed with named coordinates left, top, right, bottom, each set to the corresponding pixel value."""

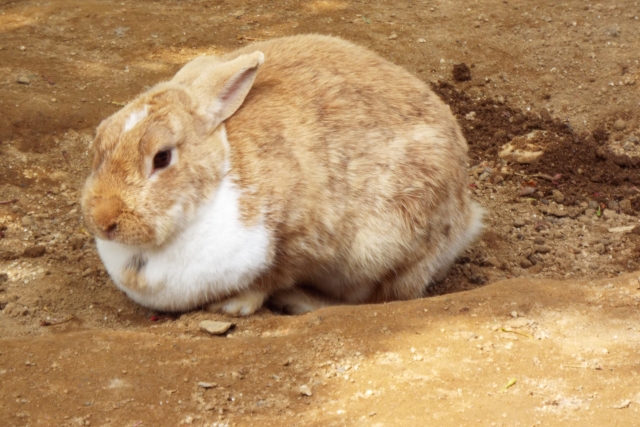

left=452, top=63, right=472, bottom=82
left=432, top=81, right=640, bottom=212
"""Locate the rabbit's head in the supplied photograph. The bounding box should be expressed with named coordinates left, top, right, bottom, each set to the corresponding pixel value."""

left=82, top=52, right=265, bottom=247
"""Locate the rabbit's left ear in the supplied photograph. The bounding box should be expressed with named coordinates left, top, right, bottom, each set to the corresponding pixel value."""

left=188, top=51, right=264, bottom=129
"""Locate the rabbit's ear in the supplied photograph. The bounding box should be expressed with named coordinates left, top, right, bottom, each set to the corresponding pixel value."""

left=189, top=51, right=264, bottom=129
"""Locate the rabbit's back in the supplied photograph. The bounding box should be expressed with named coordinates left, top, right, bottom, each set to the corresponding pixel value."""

left=220, top=35, right=479, bottom=302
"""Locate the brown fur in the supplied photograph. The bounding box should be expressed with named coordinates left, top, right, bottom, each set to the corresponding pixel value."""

left=82, top=35, right=483, bottom=314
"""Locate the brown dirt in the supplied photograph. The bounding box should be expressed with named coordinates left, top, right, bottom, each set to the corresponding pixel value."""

left=1, top=1, right=640, bottom=426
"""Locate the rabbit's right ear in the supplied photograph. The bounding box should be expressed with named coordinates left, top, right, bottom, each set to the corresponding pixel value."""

left=189, top=51, right=265, bottom=130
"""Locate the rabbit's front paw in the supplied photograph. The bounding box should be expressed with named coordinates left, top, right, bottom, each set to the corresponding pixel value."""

left=206, top=290, right=268, bottom=316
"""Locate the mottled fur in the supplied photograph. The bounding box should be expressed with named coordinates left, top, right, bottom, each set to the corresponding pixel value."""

left=82, top=35, right=483, bottom=315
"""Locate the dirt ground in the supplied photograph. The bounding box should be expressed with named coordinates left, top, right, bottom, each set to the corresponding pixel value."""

left=1, top=0, right=640, bottom=426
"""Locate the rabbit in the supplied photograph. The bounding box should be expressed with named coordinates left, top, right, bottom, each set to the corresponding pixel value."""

left=81, top=34, right=484, bottom=316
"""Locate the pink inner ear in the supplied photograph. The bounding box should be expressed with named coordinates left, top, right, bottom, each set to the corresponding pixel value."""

left=220, top=69, right=253, bottom=103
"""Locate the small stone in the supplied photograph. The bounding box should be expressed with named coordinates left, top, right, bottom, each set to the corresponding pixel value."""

left=483, top=257, right=502, bottom=269
left=519, top=258, right=533, bottom=269
left=22, top=245, right=46, bottom=258
left=533, top=236, right=545, bottom=245
left=593, top=243, right=606, bottom=255
left=0, top=273, right=8, bottom=284
left=534, top=245, right=552, bottom=254
left=613, top=119, right=627, bottom=131
left=20, top=215, right=34, bottom=226
left=513, top=218, right=525, bottom=228
left=19, top=46, right=26, bottom=51
left=299, top=384, right=313, bottom=396
left=81, top=268, right=95, bottom=277
left=417, top=38, right=426, bottom=43
left=602, top=209, right=619, bottom=220
left=69, top=235, right=88, bottom=250
left=619, top=199, right=633, bottom=213
left=17, top=75, right=30, bottom=85
left=510, top=311, right=518, bottom=318
left=551, top=190, right=565, bottom=204
left=198, top=320, right=233, bottom=335
left=529, top=264, right=543, bottom=274
left=613, top=399, right=631, bottom=409
left=607, top=200, right=620, bottom=211
left=197, top=382, right=217, bottom=389
left=388, top=33, right=398, bottom=40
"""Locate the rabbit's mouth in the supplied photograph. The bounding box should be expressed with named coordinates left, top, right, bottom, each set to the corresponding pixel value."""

left=83, top=199, right=157, bottom=246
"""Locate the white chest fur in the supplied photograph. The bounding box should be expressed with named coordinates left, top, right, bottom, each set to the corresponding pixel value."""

left=96, top=176, right=272, bottom=311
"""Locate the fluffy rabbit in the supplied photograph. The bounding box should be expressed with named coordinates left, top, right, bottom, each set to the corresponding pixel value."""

left=82, top=34, right=483, bottom=316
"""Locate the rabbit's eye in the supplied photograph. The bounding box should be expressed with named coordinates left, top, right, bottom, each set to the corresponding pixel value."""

left=153, top=149, right=172, bottom=171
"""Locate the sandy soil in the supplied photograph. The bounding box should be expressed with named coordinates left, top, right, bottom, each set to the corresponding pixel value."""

left=1, top=0, right=640, bottom=426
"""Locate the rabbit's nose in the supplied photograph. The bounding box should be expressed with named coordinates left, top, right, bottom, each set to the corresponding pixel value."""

left=92, top=196, right=125, bottom=239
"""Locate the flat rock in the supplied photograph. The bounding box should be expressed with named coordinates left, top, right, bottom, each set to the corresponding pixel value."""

left=534, top=245, right=552, bottom=254
left=539, top=203, right=569, bottom=217
left=197, top=382, right=217, bottom=389
left=199, top=320, right=233, bottom=335
left=499, top=131, right=547, bottom=164
left=608, top=225, right=636, bottom=234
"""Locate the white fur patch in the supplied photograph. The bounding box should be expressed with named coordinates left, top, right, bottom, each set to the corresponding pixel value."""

left=123, top=105, right=149, bottom=132
left=96, top=175, right=272, bottom=311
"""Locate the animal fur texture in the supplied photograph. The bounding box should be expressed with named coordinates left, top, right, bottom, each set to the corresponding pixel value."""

left=82, top=34, right=484, bottom=315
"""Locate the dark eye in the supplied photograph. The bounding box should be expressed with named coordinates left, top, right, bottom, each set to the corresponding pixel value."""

left=152, top=149, right=172, bottom=171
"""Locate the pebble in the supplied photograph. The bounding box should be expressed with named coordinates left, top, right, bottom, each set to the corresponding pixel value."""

left=619, top=199, right=633, bottom=213
left=513, top=218, right=525, bottom=228
left=417, top=38, right=426, bottom=43
left=17, top=75, right=30, bottom=85
left=613, top=119, right=627, bottom=131
left=388, top=33, right=398, bottom=40
left=0, top=273, right=8, bottom=283
left=588, top=200, right=599, bottom=210
left=593, top=243, right=605, bottom=254
left=520, top=258, right=533, bottom=269
left=81, top=268, right=95, bottom=277
left=198, top=320, right=233, bottom=335
left=607, top=200, right=619, bottom=211
left=20, top=215, right=34, bottom=226
left=534, top=245, right=552, bottom=254
left=533, top=236, right=545, bottom=245
left=299, top=384, right=313, bottom=396
left=197, top=382, right=217, bottom=389
left=484, top=257, right=503, bottom=269
left=551, top=190, right=565, bottom=204
left=69, top=235, right=88, bottom=250
left=541, top=74, right=554, bottom=86
left=22, top=245, right=46, bottom=258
